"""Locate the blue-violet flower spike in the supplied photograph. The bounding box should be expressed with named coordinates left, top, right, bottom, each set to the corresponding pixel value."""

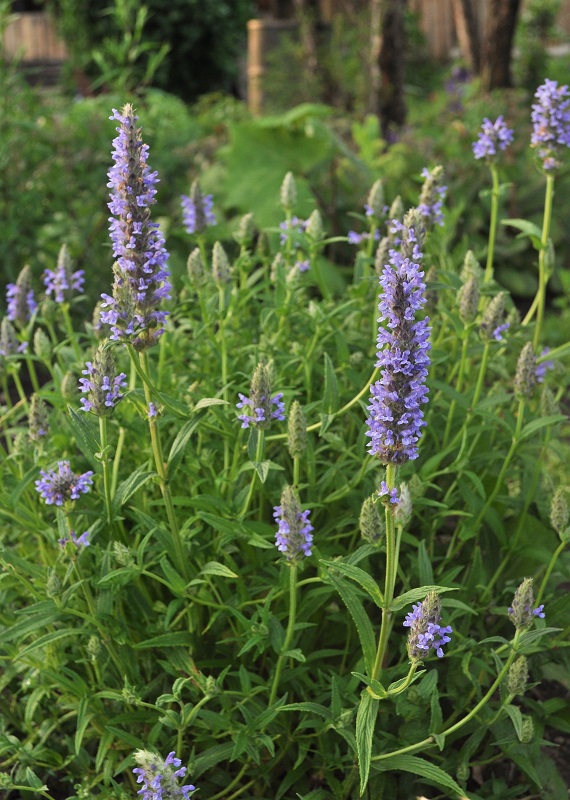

left=366, top=208, right=431, bottom=464
left=35, top=461, right=93, bottom=506
left=101, top=104, right=171, bottom=350
left=530, top=79, right=570, bottom=171
left=273, top=485, right=314, bottom=563
left=236, top=361, right=285, bottom=429
left=43, top=244, right=85, bottom=304
left=132, top=749, right=195, bottom=800
left=404, top=591, right=452, bottom=661
left=473, top=115, right=514, bottom=161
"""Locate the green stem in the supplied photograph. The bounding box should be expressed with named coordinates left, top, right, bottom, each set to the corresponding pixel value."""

left=371, top=463, right=397, bottom=680
left=468, top=398, right=525, bottom=535
left=266, top=368, right=379, bottom=442
left=472, top=340, right=491, bottom=409
left=239, top=429, right=264, bottom=519
left=442, top=330, right=470, bottom=447
left=99, top=416, right=114, bottom=526
left=268, top=564, right=298, bottom=706
left=536, top=539, right=567, bottom=605
left=531, top=174, right=555, bottom=349
left=24, top=353, right=40, bottom=393
left=61, top=302, right=83, bottom=363
left=218, top=286, right=230, bottom=477
left=372, top=632, right=521, bottom=762
left=483, top=164, right=500, bottom=284
left=136, top=349, right=188, bottom=579
left=10, top=368, right=28, bottom=407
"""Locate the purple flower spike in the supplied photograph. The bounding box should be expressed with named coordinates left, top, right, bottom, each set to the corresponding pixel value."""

left=273, top=485, right=314, bottom=563
left=418, top=166, right=446, bottom=227
left=404, top=591, right=452, bottom=661
left=236, top=362, right=285, bottom=429
left=473, top=115, right=514, bottom=161
left=6, top=265, right=36, bottom=326
left=79, top=342, right=127, bottom=416
left=43, top=244, right=85, bottom=304
left=133, top=749, right=195, bottom=800
left=181, top=179, right=216, bottom=235
left=100, top=104, right=171, bottom=350
left=531, top=79, right=570, bottom=171
left=35, top=461, right=93, bottom=506
left=508, top=577, right=545, bottom=631
left=366, top=208, right=431, bottom=465
left=492, top=322, right=510, bottom=342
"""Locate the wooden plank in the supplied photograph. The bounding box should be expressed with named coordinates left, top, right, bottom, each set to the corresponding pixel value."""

left=1, top=13, right=67, bottom=62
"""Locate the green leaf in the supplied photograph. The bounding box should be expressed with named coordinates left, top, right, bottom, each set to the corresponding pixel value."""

left=133, top=632, right=193, bottom=649
left=160, top=557, right=187, bottom=595
left=391, top=585, right=458, bottom=612
left=356, top=690, right=378, bottom=795
left=372, top=754, right=465, bottom=797
left=112, top=465, right=155, bottom=512
left=351, top=671, right=387, bottom=699
left=519, top=415, right=567, bottom=442
left=323, top=353, right=339, bottom=414
left=518, top=626, right=562, bottom=649
left=75, top=695, right=93, bottom=755
left=417, top=540, right=433, bottom=586
left=279, top=702, right=331, bottom=719
left=193, top=397, right=228, bottom=410
left=320, top=560, right=383, bottom=607
left=66, top=406, right=101, bottom=467
left=0, top=601, right=61, bottom=644
left=502, top=218, right=543, bottom=249
left=504, top=704, right=524, bottom=740
left=18, top=628, right=84, bottom=659
left=199, top=561, right=239, bottom=579
left=283, top=648, right=306, bottom=662
left=324, top=570, right=377, bottom=674
left=168, top=415, right=203, bottom=476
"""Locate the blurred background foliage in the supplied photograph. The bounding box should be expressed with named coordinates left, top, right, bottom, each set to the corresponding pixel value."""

left=1, top=0, right=570, bottom=335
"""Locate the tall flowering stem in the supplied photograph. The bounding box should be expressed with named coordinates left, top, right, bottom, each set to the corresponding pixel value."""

left=365, top=208, right=431, bottom=680
left=472, top=116, right=514, bottom=284
left=523, top=174, right=555, bottom=349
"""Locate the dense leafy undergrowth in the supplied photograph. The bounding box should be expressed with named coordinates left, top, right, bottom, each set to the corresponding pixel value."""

left=1, top=81, right=570, bottom=800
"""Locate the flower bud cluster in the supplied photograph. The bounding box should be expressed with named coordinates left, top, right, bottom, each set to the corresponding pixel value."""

left=508, top=577, right=545, bottom=631
left=79, top=342, right=127, bottom=415
left=6, top=265, right=37, bottom=326
left=404, top=591, right=452, bottom=661
left=181, top=179, right=216, bottom=235
left=418, top=165, right=447, bottom=227
left=236, top=362, right=285, bottom=429
left=35, top=461, right=94, bottom=506
left=273, top=485, right=314, bottom=563
left=43, top=244, right=85, bottom=305
left=132, top=749, right=195, bottom=800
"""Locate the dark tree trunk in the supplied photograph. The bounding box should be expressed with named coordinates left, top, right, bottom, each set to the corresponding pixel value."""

left=451, top=0, right=481, bottom=72
left=480, top=0, right=521, bottom=89
left=378, top=0, right=407, bottom=138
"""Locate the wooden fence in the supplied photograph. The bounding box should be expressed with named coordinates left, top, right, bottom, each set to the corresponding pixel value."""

left=2, top=11, right=67, bottom=62
left=409, top=0, right=570, bottom=60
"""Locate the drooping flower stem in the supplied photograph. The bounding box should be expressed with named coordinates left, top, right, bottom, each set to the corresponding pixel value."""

left=136, top=349, right=187, bottom=578
left=268, top=563, right=298, bottom=706
left=528, top=174, right=555, bottom=348
left=484, top=164, right=501, bottom=284
left=99, top=416, right=114, bottom=526
left=371, top=463, right=398, bottom=681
